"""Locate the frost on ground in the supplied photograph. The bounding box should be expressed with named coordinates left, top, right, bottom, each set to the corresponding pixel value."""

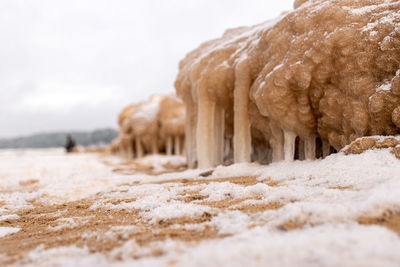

left=1, top=144, right=400, bottom=266
left=0, top=227, right=19, bottom=238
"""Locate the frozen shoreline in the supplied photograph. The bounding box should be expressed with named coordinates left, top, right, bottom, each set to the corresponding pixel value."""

left=0, top=148, right=400, bottom=266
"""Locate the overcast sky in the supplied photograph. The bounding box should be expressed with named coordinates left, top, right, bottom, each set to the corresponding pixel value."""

left=0, top=0, right=293, bottom=138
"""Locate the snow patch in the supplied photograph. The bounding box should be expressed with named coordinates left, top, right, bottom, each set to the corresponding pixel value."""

left=145, top=202, right=212, bottom=224
left=0, top=214, right=19, bottom=221
left=0, top=226, right=20, bottom=238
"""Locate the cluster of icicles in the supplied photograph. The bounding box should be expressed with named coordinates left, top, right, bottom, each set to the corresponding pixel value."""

left=111, top=94, right=185, bottom=158
left=174, top=0, right=400, bottom=168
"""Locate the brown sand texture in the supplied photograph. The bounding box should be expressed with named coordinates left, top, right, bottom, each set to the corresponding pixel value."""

left=1, top=150, right=400, bottom=265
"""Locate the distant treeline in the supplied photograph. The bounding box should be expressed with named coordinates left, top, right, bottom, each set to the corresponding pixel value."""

left=0, top=128, right=117, bottom=149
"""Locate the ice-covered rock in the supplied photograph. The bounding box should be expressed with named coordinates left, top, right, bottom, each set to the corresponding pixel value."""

left=175, top=0, right=400, bottom=168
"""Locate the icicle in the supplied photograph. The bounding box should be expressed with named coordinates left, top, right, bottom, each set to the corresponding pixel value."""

left=271, top=139, right=284, bottom=162
left=174, top=135, right=181, bottom=156
left=121, top=138, right=129, bottom=159
left=136, top=137, right=143, bottom=158
left=185, top=98, right=197, bottom=168
left=233, top=61, right=251, bottom=163
left=224, top=138, right=231, bottom=163
left=166, top=136, right=173, bottom=155
left=304, top=136, right=316, bottom=160
left=196, top=87, right=216, bottom=169
left=132, top=141, right=136, bottom=158
left=182, top=137, right=186, bottom=156
left=214, top=106, right=225, bottom=165
left=254, top=146, right=260, bottom=162
left=151, top=139, right=158, bottom=154
left=266, top=148, right=272, bottom=164
left=127, top=140, right=133, bottom=159
left=261, top=134, right=272, bottom=164
left=284, top=131, right=296, bottom=162
left=322, top=140, right=330, bottom=158
left=271, top=126, right=284, bottom=162
left=298, top=139, right=305, bottom=160
left=255, top=145, right=265, bottom=163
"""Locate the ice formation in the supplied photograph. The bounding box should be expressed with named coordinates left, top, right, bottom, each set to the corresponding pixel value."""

left=129, top=95, right=164, bottom=157
left=113, top=94, right=186, bottom=159
left=116, top=104, right=138, bottom=159
left=158, top=95, right=186, bottom=156
left=175, top=0, right=400, bottom=168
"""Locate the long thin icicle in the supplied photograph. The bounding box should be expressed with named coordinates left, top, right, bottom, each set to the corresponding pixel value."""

left=224, top=138, right=231, bottom=162
left=298, top=138, right=305, bottom=160
left=271, top=126, right=284, bottom=162
left=136, top=137, right=143, bottom=158
left=254, top=145, right=265, bottom=163
left=214, top=106, right=225, bottom=165
left=266, top=148, right=272, bottom=164
left=166, top=136, right=172, bottom=155
left=196, top=87, right=216, bottom=169
left=234, top=61, right=251, bottom=163
left=284, top=131, right=297, bottom=162
left=127, top=140, right=133, bottom=159
left=151, top=139, right=158, bottom=154
left=185, top=98, right=197, bottom=168
left=174, top=135, right=181, bottom=156
left=305, top=136, right=316, bottom=160
left=182, top=137, right=186, bottom=156
left=322, top=140, right=330, bottom=158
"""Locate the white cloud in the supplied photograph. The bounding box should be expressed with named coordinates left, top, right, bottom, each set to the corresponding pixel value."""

left=16, top=83, right=124, bottom=113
